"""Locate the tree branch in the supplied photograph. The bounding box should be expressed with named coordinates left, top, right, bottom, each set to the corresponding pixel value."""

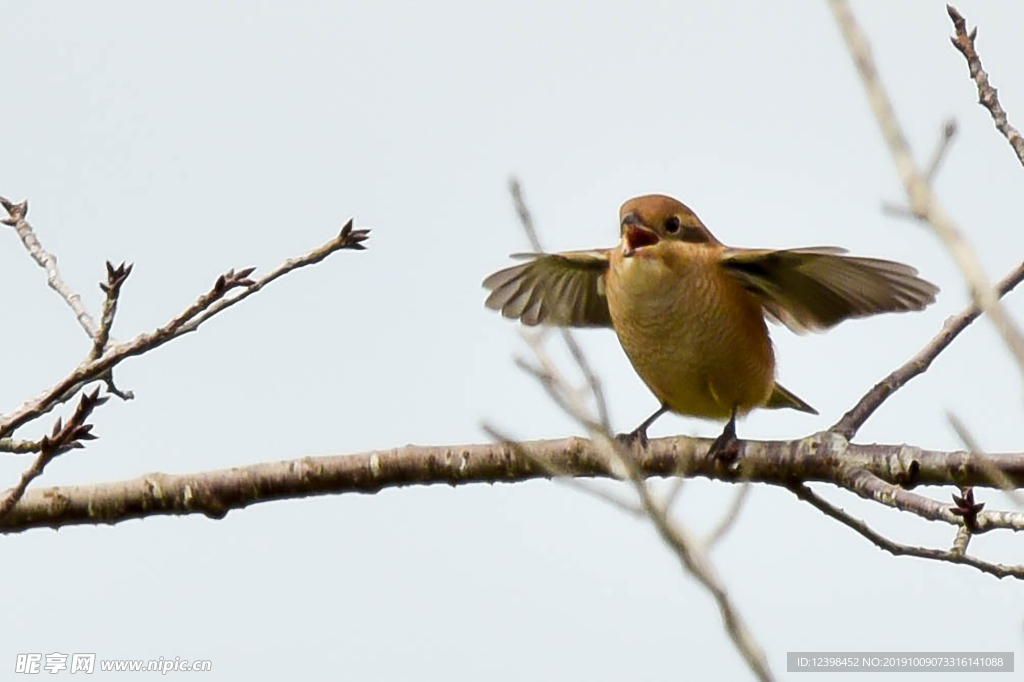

left=1, top=197, right=98, bottom=338
left=828, top=0, right=1024, bottom=379
left=947, top=5, right=1024, bottom=167
left=90, top=261, right=133, bottom=361
left=833, top=260, right=1024, bottom=438
left=789, top=482, right=1024, bottom=580
left=0, top=220, right=369, bottom=440
left=5, top=435, right=1024, bottom=536
left=0, top=389, right=108, bottom=519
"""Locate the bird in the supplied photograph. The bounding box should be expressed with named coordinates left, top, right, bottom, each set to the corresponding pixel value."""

left=483, top=194, right=938, bottom=456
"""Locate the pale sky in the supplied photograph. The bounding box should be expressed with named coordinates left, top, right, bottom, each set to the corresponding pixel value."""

left=2, top=1, right=1023, bottom=679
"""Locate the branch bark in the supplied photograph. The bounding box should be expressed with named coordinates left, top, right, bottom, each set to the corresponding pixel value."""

left=5, top=435, right=1024, bottom=535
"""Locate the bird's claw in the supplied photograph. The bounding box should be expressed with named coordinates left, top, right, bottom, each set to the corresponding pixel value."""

left=707, top=417, right=740, bottom=465
left=616, top=428, right=649, bottom=450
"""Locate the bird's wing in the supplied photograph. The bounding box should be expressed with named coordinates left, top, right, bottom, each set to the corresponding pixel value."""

left=720, top=246, right=939, bottom=333
left=482, top=249, right=612, bottom=327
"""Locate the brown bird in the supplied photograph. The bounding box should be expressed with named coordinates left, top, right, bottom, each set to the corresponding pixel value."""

left=483, top=194, right=938, bottom=455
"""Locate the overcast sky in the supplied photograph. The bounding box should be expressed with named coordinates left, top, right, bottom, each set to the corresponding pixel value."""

left=2, top=1, right=1023, bottom=679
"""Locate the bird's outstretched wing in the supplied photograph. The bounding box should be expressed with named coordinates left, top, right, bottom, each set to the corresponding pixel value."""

left=482, top=250, right=612, bottom=327
left=720, top=247, right=938, bottom=333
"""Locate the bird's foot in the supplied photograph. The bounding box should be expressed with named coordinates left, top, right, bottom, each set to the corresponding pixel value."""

left=707, top=415, right=740, bottom=465
left=615, top=427, right=649, bottom=450
left=616, top=404, right=669, bottom=451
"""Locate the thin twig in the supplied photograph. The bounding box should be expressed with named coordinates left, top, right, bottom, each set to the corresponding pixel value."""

left=0, top=439, right=42, bottom=454
left=508, top=178, right=543, bottom=252
left=839, top=467, right=961, bottom=526
left=947, top=5, right=1024, bottom=167
left=661, top=477, right=686, bottom=513
left=0, top=197, right=98, bottom=338
left=482, top=425, right=642, bottom=517
left=0, top=389, right=107, bottom=520
left=508, top=178, right=611, bottom=430
left=89, top=261, right=133, bottom=361
left=176, top=221, right=368, bottom=335
left=89, top=261, right=136, bottom=400
left=102, top=375, right=134, bottom=401
left=835, top=466, right=1019, bottom=534
left=0, top=220, right=369, bottom=440
left=925, top=119, right=958, bottom=183
left=705, top=482, right=752, bottom=548
left=527, top=361, right=774, bottom=680
left=951, top=525, right=972, bottom=556
left=789, top=482, right=1024, bottom=580
left=829, top=0, right=1024, bottom=381
left=635, top=477, right=773, bottom=681
left=832, top=260, right=1024, bottom=438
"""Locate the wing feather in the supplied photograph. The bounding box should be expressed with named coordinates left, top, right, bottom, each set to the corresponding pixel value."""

left=721, top=247, right=938, bottom=333
left=483, top=250, right=612, bottom=327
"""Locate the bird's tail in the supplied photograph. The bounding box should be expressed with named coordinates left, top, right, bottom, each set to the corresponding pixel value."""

left=765, top=383, right=818, bottom=415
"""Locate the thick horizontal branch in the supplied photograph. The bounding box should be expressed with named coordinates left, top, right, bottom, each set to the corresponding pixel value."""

left=5, top=433, right=1024, bottom=534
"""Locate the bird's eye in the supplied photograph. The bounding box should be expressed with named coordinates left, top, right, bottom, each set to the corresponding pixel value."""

left=665, top=216, right=681, bottom=233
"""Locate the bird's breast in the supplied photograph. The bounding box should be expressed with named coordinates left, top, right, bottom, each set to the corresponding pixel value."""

left=606, top=244, right=775, bottom=419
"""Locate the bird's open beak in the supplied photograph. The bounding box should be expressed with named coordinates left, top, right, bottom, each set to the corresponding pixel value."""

left=622, top=223, right=659, bottom=257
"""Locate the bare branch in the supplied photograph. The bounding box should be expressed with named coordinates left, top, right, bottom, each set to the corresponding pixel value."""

left=704, top=482, right=752, bottom=548
left=516, top=341, right=774, bottom=680
left=829, top=0, right=1024, bottom=379
left=0, top=438, right=42, bottom=454
left=839, top=467, right=1005, bottom=530
left=660, top=476, right=686, bottom=513
left=4, top=436, right=1024, bottom=536
left=0, top=220, right=369, bottom=440
left=90, top=261, right=133, bottom=361
left=507, top=179, right=610, bottom=430
left=947, top=5, right=1024, bottom=167
left=635, top=480, right=773, bottom=681
left=951, top=525, right=972, bottom=556
left=482, top=424, right=642, bottom=516
left=508, top=178, right=543, bottom=252
left=102, top=374, right=134, bottom=401
left=925, top=119, right=958, bottom=183
left=789, top=482, right=1024, bottom=580
left=176, top=220, right=368, bottom=335
left=832, top=260, right=1024, bottom=438
left=0, top=388, right=107, bottom=519
left=0, top=196, right=98, bottom=338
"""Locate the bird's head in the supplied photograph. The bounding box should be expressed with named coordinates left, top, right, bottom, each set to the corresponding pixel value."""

left=618, top=194, right=718, bottom=257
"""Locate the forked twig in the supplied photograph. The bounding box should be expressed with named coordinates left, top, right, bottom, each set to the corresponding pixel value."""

left=829, top=0, right=1024, bottom=381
